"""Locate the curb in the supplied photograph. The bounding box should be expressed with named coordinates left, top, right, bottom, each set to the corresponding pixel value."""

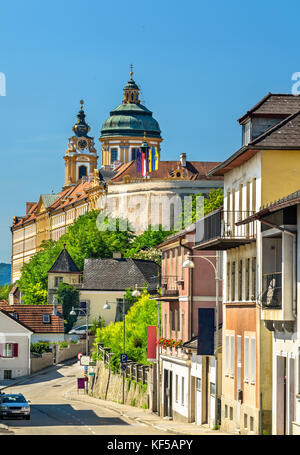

left=63, top=392, right=203, bottom=436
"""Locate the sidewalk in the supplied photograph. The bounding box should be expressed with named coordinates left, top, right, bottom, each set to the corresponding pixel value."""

left=64, top=390, right=233, bottom=436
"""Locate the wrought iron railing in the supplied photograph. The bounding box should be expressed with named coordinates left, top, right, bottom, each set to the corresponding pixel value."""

left=161, top=275, right=179, bottom=296
left=196, top=210, right=256, bottom=244
left=261, top=272, right=282, bottom=309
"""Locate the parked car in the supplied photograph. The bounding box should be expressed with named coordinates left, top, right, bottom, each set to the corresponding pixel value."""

left=0, top=394, right=31, bottom=420
left=68, top=324, right=93, bottom=336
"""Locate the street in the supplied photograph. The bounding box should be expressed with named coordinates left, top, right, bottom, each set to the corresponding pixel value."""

left=0, top=361, right=172, bottom=436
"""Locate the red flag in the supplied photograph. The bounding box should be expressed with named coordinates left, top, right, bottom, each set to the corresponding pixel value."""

left=147, top=326, right=157, bottom=361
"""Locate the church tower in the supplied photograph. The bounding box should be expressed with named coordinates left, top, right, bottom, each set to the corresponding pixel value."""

left=64, top=100, right=98, bottom=186
left=100, top=68, right=162, bottom=166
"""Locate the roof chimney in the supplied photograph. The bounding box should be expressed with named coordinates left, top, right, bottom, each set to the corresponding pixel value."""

left=113, top=251, right=122, bottom=259
left=180, top=153, right=186, bottom=167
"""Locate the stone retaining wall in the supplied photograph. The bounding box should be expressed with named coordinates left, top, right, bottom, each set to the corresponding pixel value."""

left=89, top=361, right=149, bottom=408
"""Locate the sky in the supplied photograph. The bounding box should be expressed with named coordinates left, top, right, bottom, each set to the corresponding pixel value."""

left=1, top=0, right=300, bottom=262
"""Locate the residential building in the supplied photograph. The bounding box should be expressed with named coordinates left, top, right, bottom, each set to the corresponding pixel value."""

left=196, top=93, right=300, bottom=434
left=238, top=189, right=300, bottom=434
left=0, top=310, right=33, bottom=380
left=78, top=254, right=160, bottom=326
left=156, top=224, right=222, bottom=426
left=0, top=302, right=64, bottom=343
left=47, top=247, right=160, bottom=327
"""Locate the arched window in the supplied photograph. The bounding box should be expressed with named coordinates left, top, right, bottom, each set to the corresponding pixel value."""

left=78, top=165, right=87, bottom=179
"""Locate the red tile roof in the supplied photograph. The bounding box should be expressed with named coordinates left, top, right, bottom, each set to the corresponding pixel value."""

left=110, top=160, right=223, bottom=183
left=0, top=302, right=64, bottom=333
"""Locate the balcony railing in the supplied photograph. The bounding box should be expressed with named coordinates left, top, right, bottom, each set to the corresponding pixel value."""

left=195, top=209, right=256, bottom=250
left=261, top=272, right=282, bottom=309
left=161, top=275, right=179, bottom=297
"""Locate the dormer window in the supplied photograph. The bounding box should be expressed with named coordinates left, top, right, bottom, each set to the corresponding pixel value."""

left=242, top=121, right=251, bottom=146
left=43, top=314, right=51, bottom=324
left=12, top=312, right=18, bottom=320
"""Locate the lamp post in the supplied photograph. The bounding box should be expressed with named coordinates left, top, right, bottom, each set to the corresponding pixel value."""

left=70, top=305, right=90, bottom=356
left=182, top=251, right=220, bottom=428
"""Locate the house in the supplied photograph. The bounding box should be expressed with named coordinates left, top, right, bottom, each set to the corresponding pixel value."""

left=196, top=93, right=300, bottom=434
left=78, top=253, right=160, bottom=326
left=237, top=189, right=300, bottom=435
left=155, top=223, right=222, bottom=426
left=0, top=310, right=33, bottom=380
left=0, top=301, right=64, bottom=343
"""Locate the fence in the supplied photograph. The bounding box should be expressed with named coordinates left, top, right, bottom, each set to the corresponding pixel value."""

left=96, top=343, right=150, bottom=385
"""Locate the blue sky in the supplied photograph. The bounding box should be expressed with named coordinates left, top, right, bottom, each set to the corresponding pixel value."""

left=1, top=0, right=300, bottom=262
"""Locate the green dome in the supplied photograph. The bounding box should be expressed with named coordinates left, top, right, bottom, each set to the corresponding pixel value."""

left=100, top=103, right=161, bottom=138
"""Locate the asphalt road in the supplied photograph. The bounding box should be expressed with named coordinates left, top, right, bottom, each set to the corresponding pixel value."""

left=0, top=361, right=170, bottom=436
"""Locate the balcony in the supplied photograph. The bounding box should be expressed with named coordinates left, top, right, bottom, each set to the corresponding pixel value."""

left=160, top=275, right=179, bottom=297
left=261, top=273, right=282, bottom=309
left=194, top=209, right=256, bottom=251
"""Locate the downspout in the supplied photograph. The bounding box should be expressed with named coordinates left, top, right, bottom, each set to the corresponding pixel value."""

left=180, top=239, right=193, bottom=339
left=259, top=219, right=297, bottom=318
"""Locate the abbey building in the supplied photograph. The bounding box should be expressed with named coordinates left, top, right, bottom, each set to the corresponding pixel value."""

left=10, top=71, right=223, bottom=283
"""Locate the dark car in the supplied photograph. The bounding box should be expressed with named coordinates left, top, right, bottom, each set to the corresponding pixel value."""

left=0, top=393, right=31, bottom=420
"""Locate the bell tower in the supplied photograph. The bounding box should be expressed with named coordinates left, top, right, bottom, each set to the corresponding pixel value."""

left=64, top=100, right=98, bottom=186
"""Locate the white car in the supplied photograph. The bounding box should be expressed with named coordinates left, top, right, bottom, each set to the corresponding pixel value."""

left=68, top=324, right=93, bottom=336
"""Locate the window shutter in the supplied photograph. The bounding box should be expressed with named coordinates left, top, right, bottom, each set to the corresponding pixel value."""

left=230, top=335, right=235, bottom=377
left=13, top=343, right=18, bottom=357
left=0, top=343, right=2, bottom=357
left=251, top=338, right=256, bottom=383
left=244, top=337, right=249, bottom=382
left=225, top=334, right=229, bottom=375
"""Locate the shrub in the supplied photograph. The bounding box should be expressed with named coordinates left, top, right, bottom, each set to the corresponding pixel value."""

left=30, top=342, right=51, bottom=355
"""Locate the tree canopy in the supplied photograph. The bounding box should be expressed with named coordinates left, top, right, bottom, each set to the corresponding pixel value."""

left=93, top=291, right=158, bottom=369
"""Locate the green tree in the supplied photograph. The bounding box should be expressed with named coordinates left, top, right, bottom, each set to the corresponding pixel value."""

left=21, top=282, right=48, bottom=305
left=125, top=225, right=173, bottom=264
left=17, top=212, right=135, bottom=304
left=179, top=188, right=224, bottom=228
left=93, top=291, right=158, bottom=368
left=0, top=283, right=13, bottom=301
left=57, top=282, right=79, bottom=333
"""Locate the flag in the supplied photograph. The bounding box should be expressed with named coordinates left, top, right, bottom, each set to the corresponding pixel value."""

left=136, top=148, right=142, bottom=173
left=152, top=146, right=159, bottom=170
left=142, top=151, right=147, bottom=177
left=148, top=147, right=152, bottom=173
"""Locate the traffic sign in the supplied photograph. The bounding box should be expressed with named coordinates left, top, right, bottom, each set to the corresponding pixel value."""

left=120, top=353, right=127, bottom=364
left=84, top=366, right=88, bottom=372
left=77, top=352, right=83, bottom=360
left=121, top=363, right=127, bottom=371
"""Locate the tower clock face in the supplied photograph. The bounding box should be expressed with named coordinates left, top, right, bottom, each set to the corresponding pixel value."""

left=78, top=139, right=88, bottom=149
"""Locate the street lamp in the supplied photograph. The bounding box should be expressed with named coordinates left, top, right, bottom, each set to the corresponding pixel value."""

left=70, top=305, right=90, bottom=356
left=182, top=252, right=220, bottom=428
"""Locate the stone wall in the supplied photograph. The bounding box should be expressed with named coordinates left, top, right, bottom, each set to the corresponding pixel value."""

left=31, top=352, right=53, bottom=373
left=56, top=340, right=86, bottom=363
left=89, top=361, right=149, bottom=408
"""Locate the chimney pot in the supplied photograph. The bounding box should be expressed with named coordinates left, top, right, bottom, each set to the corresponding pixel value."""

left=180, top=153, right=186, bottom=167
